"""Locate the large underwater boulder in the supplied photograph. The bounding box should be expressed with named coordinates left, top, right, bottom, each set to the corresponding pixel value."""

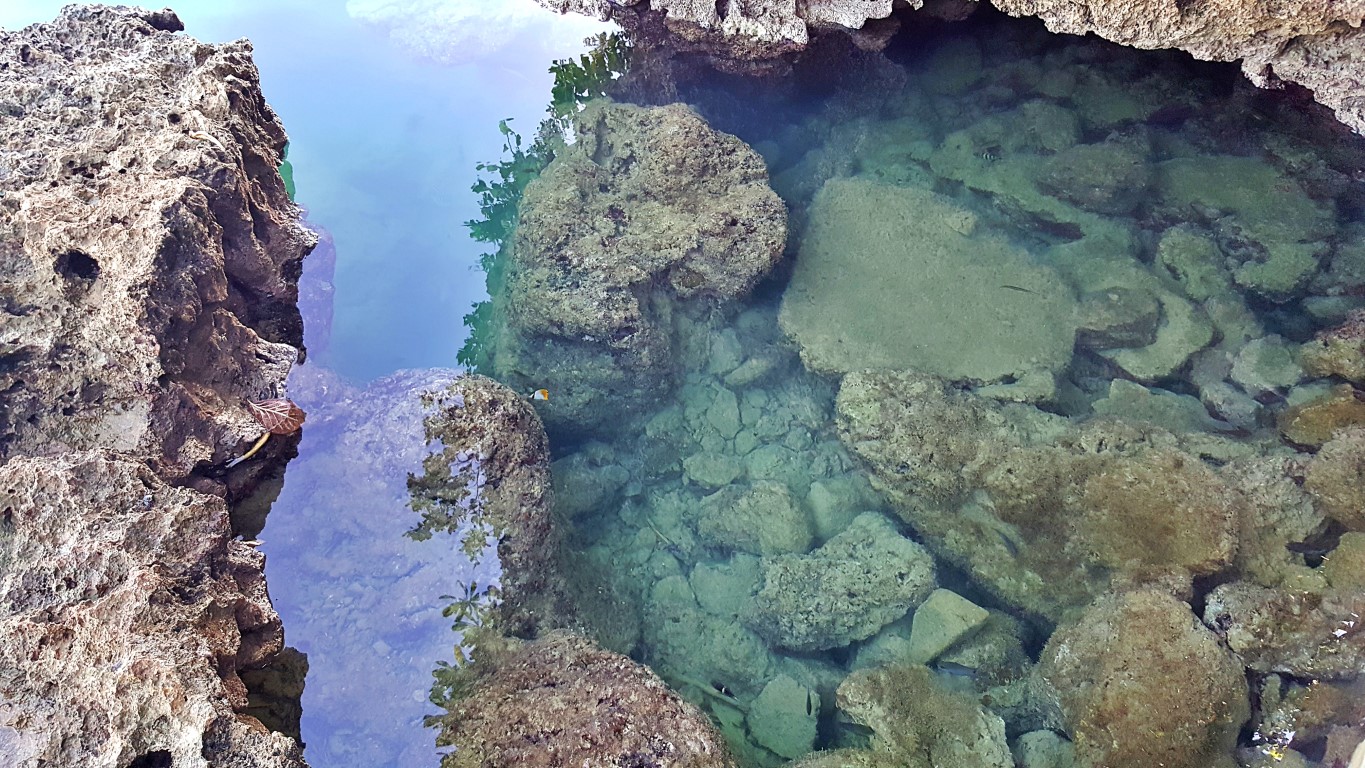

left=491, top=100, right=786, bottom=439
left=779, top=177, right=1077, bottom=391
left=436, top=631, right=737, bottom=768
left=1038, top=588, right=1249, bottom=768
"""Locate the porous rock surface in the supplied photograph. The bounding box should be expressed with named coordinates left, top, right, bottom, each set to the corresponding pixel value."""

left=0, top=7, right=311, bottom=767
left=1038, top=588, right=1250, bottom=768
left=436, top=631, right=737, bottom=768
left=490, top=99, right=785, bottom=437
left=409, top=374, right=576, bottom=637
left=539, top=0, right=1365, bottom=134
left=0, top=6, right=313, bottom=484
left=0, top=453, right=302, bottom=767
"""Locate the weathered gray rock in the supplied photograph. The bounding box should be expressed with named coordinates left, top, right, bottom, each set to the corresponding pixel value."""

left=490, top=100, right=785, bottom=437
left=746, top=675, right=820, bottom=759
left=746, top=512, right=936, bottom=651
left=0, top=7, right=313, bottom=766
left=906, top=588, right=990, bottom=664
left=0, top=453, right=302, bottom=768
left=0, top=5, right=313, bottom=488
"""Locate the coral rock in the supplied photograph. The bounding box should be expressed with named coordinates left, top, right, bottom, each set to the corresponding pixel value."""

left=1278, top=385, right=1365, bottom=448
left=1305, top=427, right=1365, bottom=531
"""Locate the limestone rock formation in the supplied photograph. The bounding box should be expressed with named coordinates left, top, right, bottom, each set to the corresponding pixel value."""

left=436, top=631, right=737, bottom=768
left=0, top=5, right=314, bottom=488
left=410, top=375, right=575, bottom=637
left=538, top=0, right=1365, bottom=134
left=0, top=7, right=312, bottom=766
left=490, top=100, right=786, bottom=437
left=0, top=452, right=304, bottom=767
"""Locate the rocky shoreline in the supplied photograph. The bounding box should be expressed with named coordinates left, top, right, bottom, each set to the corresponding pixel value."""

left=1, top=7, right=312, bottom=765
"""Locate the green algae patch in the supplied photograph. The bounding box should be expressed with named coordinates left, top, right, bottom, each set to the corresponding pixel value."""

left=778, top=178, right=1077, bottom=387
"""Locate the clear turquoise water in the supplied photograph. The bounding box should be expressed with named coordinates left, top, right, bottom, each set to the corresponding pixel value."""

left=10, top=2, right=1365, bottom=766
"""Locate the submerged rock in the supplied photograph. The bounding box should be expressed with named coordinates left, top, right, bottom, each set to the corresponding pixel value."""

left=745, top=512, right=936, bottom=652
left=1305, top=427, right=1365, bottom=531
left=780, top=177, right=1077, bottom=389
left=437, top=631, right=736, bottom=768
left=1205, top=582, right=1365, bottom=680
left=1301, top=309, right=1365, bottom=385
left=491, top=100, right=785, bottom=438
left=1038, top=589, right=1249, bottom=768
left=836, top=664, right=1013, bottom=768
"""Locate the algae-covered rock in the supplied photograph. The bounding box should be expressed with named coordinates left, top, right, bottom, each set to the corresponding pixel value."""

left=410, top=375, right=569, bottom=636
left=1074, top=447, right=1239, bottom=577
left=746, top=512, right=936, bottom=651
left=645, top=574, right=779, bottom=699
left=1305, top=427, right=1365, bottom=531
left=836, top=664, right=1013, bottom=768
left=1231, top=336, right=1305, bottom=396
left=1035, top=137, right=1152, bottom=215
left=1323, top=532, right=1365, bottom=593
left=492, top=100, right=786, bottom=437
left=699, top=481, right=814, bottom=556
left=779, top=177, right=1077, bottom=388
left=1301, top=309, right=1365, bottom=385
left=1074, top=287, right=1160, bottom=350
left=1156, top=225, right=1234, bottom=301
left=1156, top=156, right=1330, bottom=301
left=1205, top=582, right=1365, bottom=680
left=1039, top=589, right=1249, bottom=768
left=906, top=588, right=990, bottom=664
left=837, top=369, right=1247, bottom=620
left=1278, top=384, right=1365, bottom=448
left=437, top=631, right=735, bottom=768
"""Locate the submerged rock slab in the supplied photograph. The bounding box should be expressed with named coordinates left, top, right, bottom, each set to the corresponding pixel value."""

left=493, top=100, right=785, bottom=437
left=0, top=453, right=302, bottom=768
left=779, top=177, right=1076, bottom=386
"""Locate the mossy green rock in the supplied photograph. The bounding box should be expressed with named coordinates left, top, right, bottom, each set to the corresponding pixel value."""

left=779, top=178, right=1077, bottom=386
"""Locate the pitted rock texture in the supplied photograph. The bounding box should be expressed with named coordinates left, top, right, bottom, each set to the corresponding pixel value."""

left=437, top=631, right=736, bottom=768
left=539, top=0, right=1365, bottom=134
left=490, top=100, right=785, bottom=437
left=0, top=4, right=314, bottom=484
left=0, top=7, right=310, bottom=767
left=0, top=453, right=302, bottom=768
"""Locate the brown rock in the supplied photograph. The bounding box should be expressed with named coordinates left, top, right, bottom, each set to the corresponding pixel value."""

left=1205, top=581, right=1365, bottom=680
left=438, top=631, right=736, bottom=768
left=1305, top=427, right=1365, bottom=531
left=1278, top=385, right=1365, bottom=448
left=1040, top=589, right=1249, bottom=768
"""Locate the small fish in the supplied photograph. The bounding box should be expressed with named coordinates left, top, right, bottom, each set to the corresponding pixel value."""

left=1000, top=284, right=1037, bottom=295
left=530, top=389, right=549, bottom=401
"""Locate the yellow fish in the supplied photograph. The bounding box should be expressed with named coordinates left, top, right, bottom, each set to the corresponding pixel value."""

left=531, top=389, right=549, bottom=401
